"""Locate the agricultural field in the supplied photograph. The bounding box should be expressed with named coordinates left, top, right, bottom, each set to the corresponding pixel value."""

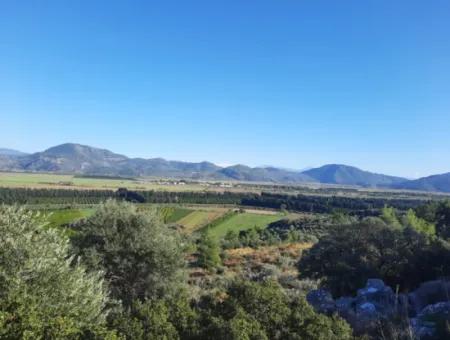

left=176, top=209, right=229, bottom=233
left=39, top=203, right=290, bottom=239
left=158, top=205, right=292, bottom=236
left=0, top=172, right=205, bottom=191
left=44, top=208, right=94, bottom=229
left=205, top=211, right=286, bottom=240
left=159, top=206, right=193, bottom=223
left=0, top=171, right=261, bottom=193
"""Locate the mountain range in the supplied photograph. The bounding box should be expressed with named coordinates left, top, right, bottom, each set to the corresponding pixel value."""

left=0, top=143, right=449, bottom=193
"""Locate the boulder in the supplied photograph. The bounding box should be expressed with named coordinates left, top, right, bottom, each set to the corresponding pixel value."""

left=408, top=280, right=450, bottom=314
left=305, top=279, right=450, bottom=339
left=412, top=302, right=450, bottom=339
left=306, top=289, right=336, bottom=314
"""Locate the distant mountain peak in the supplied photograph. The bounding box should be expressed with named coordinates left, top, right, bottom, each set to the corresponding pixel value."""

left=302, top=164, right=407, bottom=187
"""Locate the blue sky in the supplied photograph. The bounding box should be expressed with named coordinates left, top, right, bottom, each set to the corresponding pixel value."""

left=1, top=1, right=449, bottom=178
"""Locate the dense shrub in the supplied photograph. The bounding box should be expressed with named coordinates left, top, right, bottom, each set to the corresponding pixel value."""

left=197, top=233, right=222, bottom=270
left=298, top=218, right=450, bottom=296
left=196, top=280, right=352, bottom=339
left=0, top=206, right=113, bottom=339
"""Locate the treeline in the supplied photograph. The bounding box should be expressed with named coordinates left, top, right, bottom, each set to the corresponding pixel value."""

left=242, top=192, right=424, bottom=215
left=0, top=187, right=425, bottom=214
left=0, top=188, right=114, bottom=205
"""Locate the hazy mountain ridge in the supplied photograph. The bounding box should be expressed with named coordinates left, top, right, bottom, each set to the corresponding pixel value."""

left=0, top=148, right=29, bottom=157
left=392, top=173, right=450, bottom=193
left=303, top=164, right=407, bottom=187
left=0, top=143, right=449, bottom=192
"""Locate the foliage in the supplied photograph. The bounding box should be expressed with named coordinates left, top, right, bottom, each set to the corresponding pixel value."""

left=221, top=215, right=343, bottom=249
left=415, top=200, right=450, bottom=240
left=70, top=200, right=186, bottom=306
left=197, top=233, right=222, bottom=270
left=0, top=206, right=112, bottom=339
left=380, top=206, right=402, bottom=228
left=196, top=280, right=352, bottom=339
left=402, top=209, right=436, bottom=236
left=110, top=292, right=198, bottom=340
left=435, top=200, right=450, bottom=240
left=298, top=218, right=450, bottom=296
left=110, top=300, right=179, bottom=340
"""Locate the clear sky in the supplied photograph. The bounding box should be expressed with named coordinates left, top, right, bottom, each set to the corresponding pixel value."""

left=1, top=1, right=449, bottom=178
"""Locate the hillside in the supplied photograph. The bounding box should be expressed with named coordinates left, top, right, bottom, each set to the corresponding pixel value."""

left=0, top=148, right=28, bottom=157
left=302, top=164, right=407, bottom=187
left=217, top=165, right=313, bottom=183
left=393, top=173, right=450, bottom=193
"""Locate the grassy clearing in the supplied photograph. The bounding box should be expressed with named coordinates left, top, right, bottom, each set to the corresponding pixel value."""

left=207, top=212, right=285, bottom=240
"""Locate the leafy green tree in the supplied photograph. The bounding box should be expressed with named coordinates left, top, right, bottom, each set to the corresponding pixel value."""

left=299, top=218, right=450, bottom=296
left=0, top=206, right=113, bottom=339
left=415, top=201, right=440, bottom=223
left=221, top=308, right=268, bottom=340
left=380, top=206, right=401, bottom=228
left=286, top=295, right=352, bottom=340
left=226, top=280, right=290, bottom=338
left=196, top=280, right=352, bottom=340
left=108, top=291, right=198, bottom=340
left=111, top=300, right=179, bottom=340
left=71, top=200, right=185, bottom=306
left=197, top=233, right=221, bottom=270
left=403, top=209, right=435, bottom=236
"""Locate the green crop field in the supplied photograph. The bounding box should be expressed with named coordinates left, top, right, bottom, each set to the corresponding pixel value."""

left=159, top=207, right=193, bottom=223
left=44, top=209, right=94, bottom=229
left=176, top=209, right=228, bottom=233
left=206, top=212, right=285, bottom=240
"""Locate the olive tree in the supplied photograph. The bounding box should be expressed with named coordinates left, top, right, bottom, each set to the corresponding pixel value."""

left=71, top=200, right=186, bottom=306
left=0, top=206, right=112, bottom=339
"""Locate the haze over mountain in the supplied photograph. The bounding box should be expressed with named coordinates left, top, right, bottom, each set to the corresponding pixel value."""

left=0, top=143, right=449, bottom=193
left=0, top=148, right=28, bottom=157
left=303, top=164, right=407, bottom=187
left=393, top=173, right=450, bottom=193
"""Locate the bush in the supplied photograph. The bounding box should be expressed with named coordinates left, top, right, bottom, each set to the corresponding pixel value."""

left=196, top=280, right=352, bottom=339
left=0, top=206, right=112, bottom=339
left=298, top=218, right=450, bottom=296
left=197, top=233, right=222, bottom=270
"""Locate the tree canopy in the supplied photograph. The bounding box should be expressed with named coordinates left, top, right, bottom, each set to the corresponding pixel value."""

left=0, top=206, right=113, bottom=339
left=70, top=200, right=186, bottom=306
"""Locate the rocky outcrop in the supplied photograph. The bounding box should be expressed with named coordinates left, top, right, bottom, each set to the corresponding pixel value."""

left=307, top=279, right=450, bottom=338
left=411, top=302, right=450, bottom=339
